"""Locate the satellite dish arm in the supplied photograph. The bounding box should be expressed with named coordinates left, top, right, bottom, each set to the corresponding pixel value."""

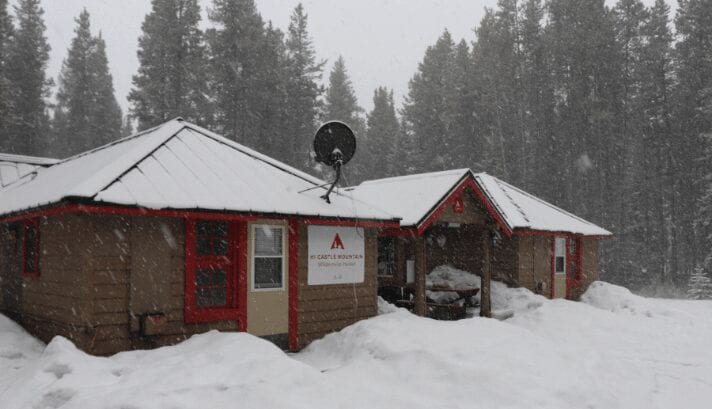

left=320, top=148, right=343, bottom=204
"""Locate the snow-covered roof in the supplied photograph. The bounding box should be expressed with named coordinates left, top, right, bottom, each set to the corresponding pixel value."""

left=0, top=119, right=397, bottom=222
left=348, top=169, right=611, bottom=236
left=0, top=153, right=59, bottom=189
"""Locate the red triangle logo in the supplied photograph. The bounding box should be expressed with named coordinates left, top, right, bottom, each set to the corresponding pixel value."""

left=331, top=233, right=345, bottom=250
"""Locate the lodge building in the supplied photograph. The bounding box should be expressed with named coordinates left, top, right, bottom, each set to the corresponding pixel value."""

left=0, top=118, right=611, bottom=355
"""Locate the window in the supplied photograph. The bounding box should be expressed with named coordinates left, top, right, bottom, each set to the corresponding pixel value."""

left=554, top=237, right=566, bottom=275
left=185, top=219, right=244, bottom=324
left=23, top=219, right=40, bottom=277
left=377, top=236, right=396, bottom=276
left=194, top=220, right=231, bottom=307
left=252, top=225, right=285, bottom=290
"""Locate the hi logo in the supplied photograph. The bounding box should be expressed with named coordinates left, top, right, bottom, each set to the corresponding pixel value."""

left=330, top=233, right=345, bottom=250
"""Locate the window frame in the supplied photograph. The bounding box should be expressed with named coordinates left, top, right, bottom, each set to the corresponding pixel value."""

left=554, top=236, right=566, bottom=275
left=22, top=218, right=40, bottom=278
left=250, top=224, right=286, bottom=292
left=377, top=236, right=397, bottom=277
left=184, top=219, right=246, bottom=324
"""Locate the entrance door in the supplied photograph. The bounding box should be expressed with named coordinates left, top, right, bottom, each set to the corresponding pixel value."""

left=552, top=237, right=567, bottom=298
left=247, top=222, right=289, bottom=337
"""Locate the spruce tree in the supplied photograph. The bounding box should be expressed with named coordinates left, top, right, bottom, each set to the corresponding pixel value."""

left=673, top=0, right=712, bottom=284
left=284, top=3, right=324, bottom=167
left=322, top=56, right=365, bottom=182
left=4, top=0, right=51, bottom=155
left=366, top=87, right=399, bottom=177
left=129, top=0, right=209, bottom=130
left=121, top=115, right=135, bottom=137
left=208, top=0, right=280, bottom=148
left=637, top=0, right=675, bottom=288
left=401, top=30, right=455, bottom=171
left=687, top=267, right=712, bottom=300
left=0, top=0, right=13, bottom=149
left=52, top=11, right=121, bottom=157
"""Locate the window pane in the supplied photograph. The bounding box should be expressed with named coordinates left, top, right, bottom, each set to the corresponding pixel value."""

left=214, top=239, right=228, bottom=256
left=555, top=237, right=566, bottom=257
left=197, top=237, right=211, bottom=256
left=569, top=262, right=577, bottom=278
left=555, top=257, right=565, bottom=273
left=196, top=221, right=210, bottom=236
left=377, top=237, right=395, bottom=276
left=255, top=227, right=282, bottom=256
left=196, top=268, right=212, bottom=286
left=212, top=221, right=228, bottom=237
left=254, top=257, right=283, bottom=289
left=213, top=268, right=226, bottom=285
left=196, top=287, right=227, bottom=307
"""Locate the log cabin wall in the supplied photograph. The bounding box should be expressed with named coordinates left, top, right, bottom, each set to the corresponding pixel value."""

left=1, top=215, right=95, bottom=350
left=426, top=225, right=484, bottom=274
left=491, top=234, right=520, bottom=286
left=296, top=222, right=378, bottom=349
left=0, top=223, right=23, bottom=317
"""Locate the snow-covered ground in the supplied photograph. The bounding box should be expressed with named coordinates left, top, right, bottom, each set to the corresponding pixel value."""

left=1, top=281, right=711, bottom=409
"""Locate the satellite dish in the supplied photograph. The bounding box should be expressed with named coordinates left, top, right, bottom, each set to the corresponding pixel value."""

left=313, top=121, right=357, bottom=203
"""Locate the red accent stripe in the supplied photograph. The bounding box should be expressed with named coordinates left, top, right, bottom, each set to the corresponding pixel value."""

left=550, top=236, right=555, bottom=299
left=302, top=217, right=399, bottom=228
left=1, top=203, right=399, bottom=228
left=288, top=219, right=299, bottom=351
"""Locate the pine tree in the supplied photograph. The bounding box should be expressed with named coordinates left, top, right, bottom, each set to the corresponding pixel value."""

left=612, top=0, right=649, bottom=289
left=208, top=0, right=279, bottom=148
left=51, top=11, right=121, bottom=157
left=4, top=0, right=51, bottom=155
left=129, top=0, right=209, bottom=130
left=322, top=56, right=365, bottom=182
left=401, top=30, right=455, bottom=171
left=0, top=0, right=13, bottom=149
left=445, top=39, right=477, bottom=172
left=673, top=0, right=712, bottom=285
left=284, top=3, right=324, bottom=167
left=687, top=267, right=712, bottom=300
left=366, top=87, right=399, bottom=177
left=637, top=0, right=675, bottom=288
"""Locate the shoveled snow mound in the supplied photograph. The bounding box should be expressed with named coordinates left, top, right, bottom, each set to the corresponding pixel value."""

left=2, top=281, right=712, bottom=409
left=0, top=315, right=44, bottom=387
left=426, top=264, right=481, bottom=303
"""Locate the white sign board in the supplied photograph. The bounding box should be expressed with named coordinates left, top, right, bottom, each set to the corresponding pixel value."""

left=307, top=225, right=365, bottom=285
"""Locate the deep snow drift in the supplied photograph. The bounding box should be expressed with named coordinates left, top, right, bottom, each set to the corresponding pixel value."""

left=2, top=281, right=711, bottom=409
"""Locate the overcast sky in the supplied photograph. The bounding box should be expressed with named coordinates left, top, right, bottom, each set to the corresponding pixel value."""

left=26, top=0, right=675, bottom=115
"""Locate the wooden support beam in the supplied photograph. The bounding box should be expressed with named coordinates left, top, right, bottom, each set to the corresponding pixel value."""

left=480, top=229, right=492, bottom=318
left=414, top=236, right=427, bottom=316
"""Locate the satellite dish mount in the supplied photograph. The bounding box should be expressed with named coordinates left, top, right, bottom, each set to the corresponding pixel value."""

left=313, top=121, right=356, bottom=204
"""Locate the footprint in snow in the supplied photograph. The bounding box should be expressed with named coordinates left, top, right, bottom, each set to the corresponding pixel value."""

left=44, top=363, right=72, bottom=380
left=34, top=388, right=76, bottom=409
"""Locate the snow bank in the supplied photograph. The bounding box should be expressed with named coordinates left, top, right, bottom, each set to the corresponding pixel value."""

left=3, top=281, right=712, bottom=409
left=426, top=264, right=481, bottom=304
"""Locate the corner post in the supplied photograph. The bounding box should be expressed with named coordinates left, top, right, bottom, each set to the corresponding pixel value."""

left=414, top=235, right=427, bottom=316
left=480, top=229, right=492, bottom=318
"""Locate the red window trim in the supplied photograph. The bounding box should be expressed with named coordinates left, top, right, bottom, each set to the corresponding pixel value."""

left=22, top=218, right=40, bottom=278
left=184, top=218, right=247, bottom=327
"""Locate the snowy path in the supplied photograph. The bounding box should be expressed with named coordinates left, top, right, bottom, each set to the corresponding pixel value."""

left=1, top=282, right=711, bottom=409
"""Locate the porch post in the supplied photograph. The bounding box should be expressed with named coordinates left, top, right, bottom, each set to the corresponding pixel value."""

left=480, top=229, right=492, bottom=317
left=414, top=235, right=427, bottom=316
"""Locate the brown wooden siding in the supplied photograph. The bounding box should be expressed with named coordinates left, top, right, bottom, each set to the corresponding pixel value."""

left=297, top=222, right=377, bottom=348
left=516, top=235, right=552, bottom=296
